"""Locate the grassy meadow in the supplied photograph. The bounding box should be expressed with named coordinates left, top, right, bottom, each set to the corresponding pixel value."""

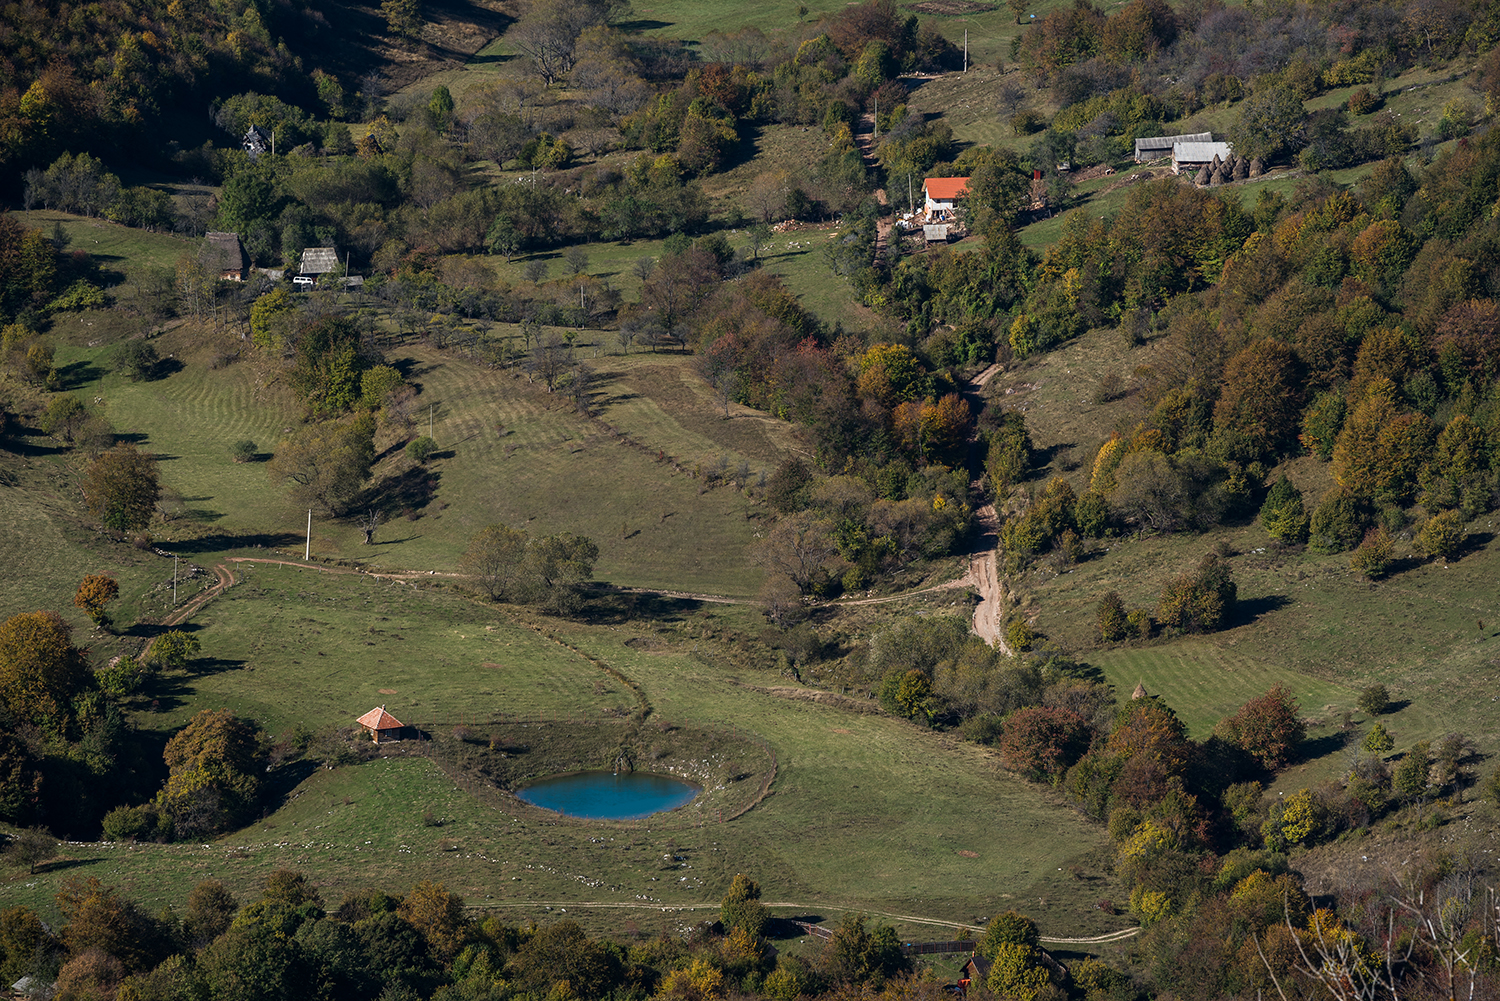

left=0, top=560, right=1122, bottom=947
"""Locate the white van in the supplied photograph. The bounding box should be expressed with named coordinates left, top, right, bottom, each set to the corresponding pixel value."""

left=292, top=275, right=315, bottom=287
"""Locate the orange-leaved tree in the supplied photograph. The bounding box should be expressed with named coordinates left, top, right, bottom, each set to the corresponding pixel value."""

left=73, top=575, right=119, bottom=627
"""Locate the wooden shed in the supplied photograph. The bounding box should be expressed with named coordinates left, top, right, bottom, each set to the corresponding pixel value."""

left=923, top=223, right=952, bottom=244
left=355, top=706, right=405, bottom=743
left=958, top=953, right=991, bottom=994
left=200, top=232, right=248, bottom=281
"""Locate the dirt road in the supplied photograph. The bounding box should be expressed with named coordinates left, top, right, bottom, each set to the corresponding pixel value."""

left=963, top=363, right=1011, bottom=653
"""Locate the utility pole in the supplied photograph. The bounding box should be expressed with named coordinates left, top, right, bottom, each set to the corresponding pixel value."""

left=964, top=30, right=968, bottom=73
left=305, top=509, right=312, bottom=560
left=873, top=96, right=878, bottom=140
left=428, top=403, right=434, bottom=439
left=173, top=555, right=178, bottom=606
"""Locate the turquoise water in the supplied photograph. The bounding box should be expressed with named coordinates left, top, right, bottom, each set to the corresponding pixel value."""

left=515, top=770, right=699, bottom=819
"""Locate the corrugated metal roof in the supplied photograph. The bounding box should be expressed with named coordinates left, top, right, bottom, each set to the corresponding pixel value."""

left=923, top=177, right=970, bottom=200
left=1173, top=142, right=1232, bottom=162
left=356, top=706, right=404, bottom=730
left=1136, top=132, right=1213, bottom=151
left=300, top=247, right=340, bottom=273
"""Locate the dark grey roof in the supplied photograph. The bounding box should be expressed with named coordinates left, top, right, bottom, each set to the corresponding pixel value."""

left=200, top=232, right=247, bottom=273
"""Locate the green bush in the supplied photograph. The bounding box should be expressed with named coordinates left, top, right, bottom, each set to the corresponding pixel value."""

left=980, top=911, right=1040, bottom=956
left=1157, top=553, right=1237, bottom=634
left=1309, top=487, right=1371, bottom=554
left=1417, top=510, right=1465, bottom=561
left=1075, top=489, right=1109, bottom=537
left=1348, top=87, right=1381, bottom=115
left=1362, top=721, right=1394, bottom=755
left=1349, top=526, right=1394, bottom=579
left=1356, top=684, right=1390, bottom=717
left=1482, top=764, right=1500, bottom=807
left=406, top=436, right=438, bottom=463
left=1006, top=618, right=1036, bottom=652
left=1009, top=111, right=1045, bottom=136
left=1097, top=592, right=1128, bottom=642
left=230, top=440, right=258, bottom=463
left=1392, top=741, right=1430, bottom=802
left=1259, top=475, right=1309, bottom=544
left=48, top=279, right=109, bottom=313
left=101, top=803, right=163, bottom=842
left=115, top=340, right=159, bottom=381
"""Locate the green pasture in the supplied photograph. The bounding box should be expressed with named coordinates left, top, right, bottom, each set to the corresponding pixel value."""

left=627, top=0, right=854, bottom=42
left=0, top=435, right=180, bottom=633
left=46, top=323, right=789, bottom=594
left=0, top=566, right=1122, bottom=944
left=130, top=564, right=635, bottom=736
left=25, top=210, right=194, bottom=282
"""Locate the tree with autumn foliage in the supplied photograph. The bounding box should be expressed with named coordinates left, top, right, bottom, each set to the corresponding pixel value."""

left=154, top=709, right=267, bottom=839
left=56, top=876, right=174, bottom=974
left=1107, top=695, right=1189, bottom=759
left=1332, top=378, right=1432, bottom=504
left=999, top=706, right=1091, bottom=782
left=398, top=880, right=469, bottom=962
left=72, top=575, right=119, bottom=629
left=0, top=610, right=89, bottom=732
left=1212, top=339, right=1305, bottom=462
left=1216, top=684, right=1305, bottom=770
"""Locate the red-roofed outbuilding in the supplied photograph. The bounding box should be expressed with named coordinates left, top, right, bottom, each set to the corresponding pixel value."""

left=356, top=705, right=405, bottom=743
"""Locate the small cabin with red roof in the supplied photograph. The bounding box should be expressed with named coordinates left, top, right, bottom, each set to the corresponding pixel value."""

left=356, top=706, right=405, bottom=743
left=923, top=176, right=970, bottom=218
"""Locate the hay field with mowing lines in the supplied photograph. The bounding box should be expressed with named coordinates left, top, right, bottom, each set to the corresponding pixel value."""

left=52, top=340, right=302, bottom=535
left=42, top=328, right=788, bottom=594
left=358, top=344, right=778, bottom=594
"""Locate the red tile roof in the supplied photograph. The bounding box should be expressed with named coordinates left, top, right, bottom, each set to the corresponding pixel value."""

left=923, top=177, right=970, bottom=200
left=356, top=706, right=404, bottom=730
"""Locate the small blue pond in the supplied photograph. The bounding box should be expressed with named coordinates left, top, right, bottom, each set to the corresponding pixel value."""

left=515, top=771, right=699, bottom=819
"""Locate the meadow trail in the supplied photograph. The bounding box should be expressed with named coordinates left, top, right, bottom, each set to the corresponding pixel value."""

left=140, top=560, right=236, bottom=661
left=479, top=898, right=1139, bottom=945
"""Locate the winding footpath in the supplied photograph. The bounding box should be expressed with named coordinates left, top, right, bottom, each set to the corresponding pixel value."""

left=476, top=898, right=1137, bottom=945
